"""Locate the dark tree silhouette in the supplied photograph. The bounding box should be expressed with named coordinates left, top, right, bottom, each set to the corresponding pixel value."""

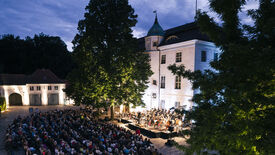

left=0, top=33, right=73, bottom=79
left=169, top=0, right=275, bottom=154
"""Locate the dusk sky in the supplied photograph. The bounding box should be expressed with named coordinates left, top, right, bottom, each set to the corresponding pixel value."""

left=0, top=0, right=258, bottom=51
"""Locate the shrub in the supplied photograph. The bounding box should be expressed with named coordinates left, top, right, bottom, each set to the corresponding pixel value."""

left=0, top=97, right=6, bottom=111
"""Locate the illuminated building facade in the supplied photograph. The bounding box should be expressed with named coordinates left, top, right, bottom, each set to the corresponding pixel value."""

left=0, top=69, right=67, bottom=107
left=139, top=16, right=220, bottom=110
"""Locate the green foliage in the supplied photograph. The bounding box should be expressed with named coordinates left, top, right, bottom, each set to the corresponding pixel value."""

left=169, top=0, right=275, bottom=154
left=0, top=33, right=73, bottom=79
left=66, top=0, right=152, bottom=110
left=0, top=97, right=6, bottom=111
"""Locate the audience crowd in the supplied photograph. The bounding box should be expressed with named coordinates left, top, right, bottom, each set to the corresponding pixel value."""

left=5, top=109, right=160, bottom=155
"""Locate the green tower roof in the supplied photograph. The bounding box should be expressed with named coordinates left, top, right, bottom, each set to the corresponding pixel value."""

left=147, top=15, right=164, bottom=37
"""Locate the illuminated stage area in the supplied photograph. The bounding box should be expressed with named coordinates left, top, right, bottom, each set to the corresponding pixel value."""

left=118, top=109, right=187, bottom=139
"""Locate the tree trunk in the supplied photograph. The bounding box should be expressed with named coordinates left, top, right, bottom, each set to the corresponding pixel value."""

left=110, top=105, right=114, bottom=120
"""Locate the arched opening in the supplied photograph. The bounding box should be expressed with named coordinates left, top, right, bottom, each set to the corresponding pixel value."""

left=9, top=93, right=23, bottom=106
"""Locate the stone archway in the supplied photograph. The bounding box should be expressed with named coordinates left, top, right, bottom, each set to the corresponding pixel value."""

left=9, top=93, right=23, bottom=106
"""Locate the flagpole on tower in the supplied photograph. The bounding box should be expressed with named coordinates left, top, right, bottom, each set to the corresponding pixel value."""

left=153, top=10, right=157, bottom=18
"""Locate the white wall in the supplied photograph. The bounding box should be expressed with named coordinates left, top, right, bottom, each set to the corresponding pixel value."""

left=142, top=39, right=220, bottom=111
left=0, top=85, right=28, bottom=107
left=0, top=83, right=66, bottom=106
left=195, top=40, right=220, bottom=71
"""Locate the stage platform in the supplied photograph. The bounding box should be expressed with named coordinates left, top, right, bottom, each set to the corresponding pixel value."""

left=120, top=118, right=132, bottom=124
left=127, top=123, right=178, bottom=139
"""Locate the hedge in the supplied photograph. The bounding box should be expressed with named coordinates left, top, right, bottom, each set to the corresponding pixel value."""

left=0, top=97, right=6, bottom=111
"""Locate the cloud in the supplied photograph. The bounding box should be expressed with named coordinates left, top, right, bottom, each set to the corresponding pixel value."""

left=0, top=0, right=87, bottom=49
left=239, top=0, right=259, bottom=25
left=132, top=27, right=147, bottom=38
left=65, top=41, right=74, bottom=52
left=130, top=0, right=199, bottom=31
left=0, top=0, right=260, bottom=51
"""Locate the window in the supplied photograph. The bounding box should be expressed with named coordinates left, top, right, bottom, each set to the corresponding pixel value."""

left=175, top=76, right=181, bottom=89
left=48, top=86, right=52, bottom=90
left=201, top=51, right=207, bottom=62
left=176, top=52, right=182, bottom=62
left=30, top=86, right=34, bottom=91
left=175, top=102, right=180, bottom=108
left=54, top=86, right=59, bottom=90
left=152, top=93, right=157, bottom=99
left=161, top=55, right=166, bottom=64
left=160, top=100, right=165, bottom=109
left=214, top=53, right=218, bottom=61
left=153, top=80, right=157, bottom=85
left=153, top=42, right=157, bottom=47
left=161, top=76, right=165, bottom=88
left=37, top=86, right=41, bottom=91
left=146, top=38, right=151, bottom=50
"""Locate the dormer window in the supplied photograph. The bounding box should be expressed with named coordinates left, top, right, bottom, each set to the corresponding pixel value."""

left=153, top=42, right=157, bottom=47
left=165, top=35, right=179, bottom=42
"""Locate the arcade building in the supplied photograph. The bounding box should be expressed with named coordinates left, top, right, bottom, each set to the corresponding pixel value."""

left=0, top=69, right=66, bottom=107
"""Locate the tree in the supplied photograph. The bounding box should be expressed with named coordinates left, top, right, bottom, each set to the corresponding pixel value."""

left=0, top=33, right=73, bottom=79
left=169, top=0, right=275, bottom=154
left=65, top=0, right=152, bottom=119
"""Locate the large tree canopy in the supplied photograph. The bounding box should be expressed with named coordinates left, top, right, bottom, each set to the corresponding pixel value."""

left=65, top=0, right=152, bottom=114
left=169, top=0, right=275, bottom=154
left=0, top=33, right=73, bottom=79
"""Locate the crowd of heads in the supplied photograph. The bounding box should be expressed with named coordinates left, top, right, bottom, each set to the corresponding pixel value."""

left=6, top=108, right=160, bottom=155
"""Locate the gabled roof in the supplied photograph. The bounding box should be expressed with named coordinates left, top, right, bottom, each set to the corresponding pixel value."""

left=0, top=69, right=64, bottom=85
left=0, top=74, right=27, bottom=85
left=27, top=69, right=64, bottom=84
left=138, top=22, right=210, bottom=50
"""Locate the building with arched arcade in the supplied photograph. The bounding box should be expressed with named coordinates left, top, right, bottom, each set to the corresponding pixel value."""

left=0, top=69, right=67, bottom=107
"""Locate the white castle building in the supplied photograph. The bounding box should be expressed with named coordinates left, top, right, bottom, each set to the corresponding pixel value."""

left=0, top=69, right=67, bottom=107
left=140, top=16, right=220, bottom=110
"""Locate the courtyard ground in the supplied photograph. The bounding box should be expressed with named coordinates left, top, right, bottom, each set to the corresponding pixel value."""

left=0, top=106, right=186, bottom=155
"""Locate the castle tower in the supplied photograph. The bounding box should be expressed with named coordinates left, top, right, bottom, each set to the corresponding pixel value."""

left=145, top=13, right=164, bottom=51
